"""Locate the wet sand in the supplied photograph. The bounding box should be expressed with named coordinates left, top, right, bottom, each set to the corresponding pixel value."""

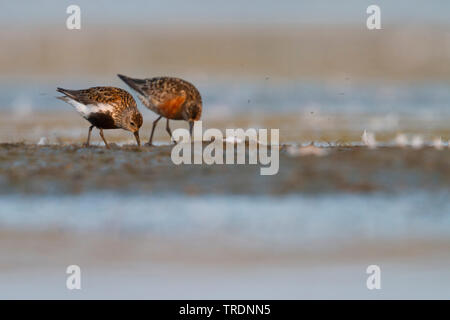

left=0, top=143, right=448, bottom=195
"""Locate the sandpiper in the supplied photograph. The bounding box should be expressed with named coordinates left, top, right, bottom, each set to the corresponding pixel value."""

left=117, top=74, right=202, bottom=145
left=57, top=86, right=143, bottom=148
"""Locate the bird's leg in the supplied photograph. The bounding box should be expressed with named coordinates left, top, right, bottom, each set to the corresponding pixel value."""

left=99, top=128, right=110, bottom=149
left=166, top=119, right=176, bottom=144
left=147, top=115, right=162, bottom=146
left=84, top=125, right=94, bottom=147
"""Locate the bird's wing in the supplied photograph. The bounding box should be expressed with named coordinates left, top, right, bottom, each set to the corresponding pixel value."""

left=117, top=74, right=147, bottom=96
left=118, top=74, right=186, bottom=100
left=57, top=87, right=98, bottom=105
left=57, top=87, right=122, bottom=117
left=57, top=87, right=130, bottom=105
left=118, top=75, right=188, bottom=118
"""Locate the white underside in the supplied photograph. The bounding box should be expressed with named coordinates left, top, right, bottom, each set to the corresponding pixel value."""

left=62, top=97, right=115, bottom=119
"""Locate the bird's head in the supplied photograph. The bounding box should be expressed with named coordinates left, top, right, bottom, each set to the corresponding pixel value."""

left=183, top=101, right=202, bottom=134
left=121, top=108, right=143, bottom=146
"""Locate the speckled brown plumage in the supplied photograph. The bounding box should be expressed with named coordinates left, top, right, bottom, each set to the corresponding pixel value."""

left=57, top=86, right=143, bottom=147
left=118, top=74, right=202, bottom=145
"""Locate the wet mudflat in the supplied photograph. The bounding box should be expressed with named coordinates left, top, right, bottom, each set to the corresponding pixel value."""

left=0, top=143, right=448, bottom=195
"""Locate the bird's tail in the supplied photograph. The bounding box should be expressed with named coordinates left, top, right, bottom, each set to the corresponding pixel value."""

left=117, top=74, right=146, bottom=95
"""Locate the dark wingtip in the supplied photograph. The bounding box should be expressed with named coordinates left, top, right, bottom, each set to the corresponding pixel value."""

left=56, top=88, right=69, bottom=102
left=117, top=74, right=133, bottom=86
left=117, top=74, right=145, bottom=95
left=56, top=87, right=76, bottom=100
left=56, top=87, right=71, bottom=97
left=117, top=74, right=128, bottom=81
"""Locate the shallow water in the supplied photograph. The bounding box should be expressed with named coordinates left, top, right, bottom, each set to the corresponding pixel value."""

left=1, top=192, right=450, bottom=299
left=1, top=192, right=449, bottom=246
left=2, top=78, right=450, bottom=117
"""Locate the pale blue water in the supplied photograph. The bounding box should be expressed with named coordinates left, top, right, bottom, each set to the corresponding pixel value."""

left=1, top=192, right=450, bottom=299
left=1, top=79, right=450, bottom=120
left=1, top=192, right=449, bottom=246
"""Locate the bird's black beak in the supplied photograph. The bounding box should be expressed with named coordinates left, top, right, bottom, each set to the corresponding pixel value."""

left=189, top=121, right=194, bottom=139
left=134, top=131, right=140, bottom=146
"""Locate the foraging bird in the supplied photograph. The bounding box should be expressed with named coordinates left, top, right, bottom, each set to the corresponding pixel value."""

left=57, top=87, right=143, bottom=148
left=117, top=74, right=202, bottom=145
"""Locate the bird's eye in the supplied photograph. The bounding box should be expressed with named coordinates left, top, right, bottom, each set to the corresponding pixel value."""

left=130, top=122, right=135, bottom=126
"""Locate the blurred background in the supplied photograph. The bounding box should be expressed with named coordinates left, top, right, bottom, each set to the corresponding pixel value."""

left=0, top=1, right=449, bottom=299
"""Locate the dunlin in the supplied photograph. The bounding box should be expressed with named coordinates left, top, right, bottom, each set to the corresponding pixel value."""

left=117, top=74, right=202, bottom=145
left=57, top=86, right=143, bottom=148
